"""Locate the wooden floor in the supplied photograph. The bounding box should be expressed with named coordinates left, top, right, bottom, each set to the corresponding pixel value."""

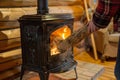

left=0, top=47, right=117, bottom=80
left=74, top=48, right=116, bottom=80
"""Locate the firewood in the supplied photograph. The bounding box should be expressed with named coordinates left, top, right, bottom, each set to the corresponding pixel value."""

left=57, top=24, right=90, bottom=53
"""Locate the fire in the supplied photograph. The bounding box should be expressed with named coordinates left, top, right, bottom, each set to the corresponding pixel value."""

left=51, top=47, right=60, bottom=55
left=50, top=26, right=71, bottom=55
left=62, top=27, right=67, bottom=39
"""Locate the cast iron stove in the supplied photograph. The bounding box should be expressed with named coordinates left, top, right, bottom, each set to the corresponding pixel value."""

left=19, top=0, right=77, bottom=80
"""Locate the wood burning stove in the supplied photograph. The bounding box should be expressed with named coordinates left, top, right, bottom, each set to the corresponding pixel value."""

left=19, top=0, right=77, bottom=80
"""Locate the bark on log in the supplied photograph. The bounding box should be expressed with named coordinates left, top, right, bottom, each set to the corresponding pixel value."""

left=58, top=24, right=90, bottom=53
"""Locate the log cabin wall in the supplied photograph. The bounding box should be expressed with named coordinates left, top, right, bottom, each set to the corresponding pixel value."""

left=0, top=0, right=85, bottom=79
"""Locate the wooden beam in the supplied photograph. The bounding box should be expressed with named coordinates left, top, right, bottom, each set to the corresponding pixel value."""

left=0, top=55, right=21, bottom=63
left=0, top=48, right=21, bottom=58
left=0, top=21, right=19, bottom=30
left=0, top=0, right=36, bottom=7
left=0, top=58, right=22, bottom=72
left=0, top=66, right=21, bottom=80
left=0, top=38, right=21, bottom=52
left=0, top=28, right=20, bottom=40
left=0, top=0, right=84, bottom=7
left=0, top=5, right=84, bottom=21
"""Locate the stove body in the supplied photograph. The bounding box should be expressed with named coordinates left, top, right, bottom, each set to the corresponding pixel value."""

left=19, top=0, right=77, bottom=80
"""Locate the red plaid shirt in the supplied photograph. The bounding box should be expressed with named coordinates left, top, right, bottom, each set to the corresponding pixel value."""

left=93, top=0, right=120, bottom=32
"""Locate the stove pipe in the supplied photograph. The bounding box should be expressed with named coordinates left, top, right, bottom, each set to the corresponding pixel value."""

left=37, top=0, right=49, bottom=14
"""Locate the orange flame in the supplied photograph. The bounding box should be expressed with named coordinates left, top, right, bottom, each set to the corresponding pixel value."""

left=50, top=26, right=71, bottom=55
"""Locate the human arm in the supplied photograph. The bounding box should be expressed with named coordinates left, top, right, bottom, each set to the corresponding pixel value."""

left=88, top=0, right=119, bottom=32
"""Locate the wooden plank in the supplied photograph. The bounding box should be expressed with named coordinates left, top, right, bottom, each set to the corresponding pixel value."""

left=0, top=66, right=21, bottom=80
left=0, top=58, right=22, bottom=72
left=0, top=48, right=21, bottom=58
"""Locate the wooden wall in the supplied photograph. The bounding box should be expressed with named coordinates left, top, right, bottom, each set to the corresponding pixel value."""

left=0, top=0, right=84, bottom=7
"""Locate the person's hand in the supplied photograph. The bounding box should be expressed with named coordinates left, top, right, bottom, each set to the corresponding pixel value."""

left=87, top=21, right=99, bottom=33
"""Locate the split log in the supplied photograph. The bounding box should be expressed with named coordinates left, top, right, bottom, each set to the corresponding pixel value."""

left=58, top=24, right=91, bottom=53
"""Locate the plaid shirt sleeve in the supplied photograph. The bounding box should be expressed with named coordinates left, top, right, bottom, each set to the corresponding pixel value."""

left=92, top=0, right=120, bottom=28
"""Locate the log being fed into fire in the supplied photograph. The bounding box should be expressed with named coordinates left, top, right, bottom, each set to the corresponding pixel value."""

left=57, top=24, right=91, bottom=53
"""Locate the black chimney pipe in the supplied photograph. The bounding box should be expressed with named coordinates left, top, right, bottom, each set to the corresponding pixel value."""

left=37, top=0, right=49, bottom=14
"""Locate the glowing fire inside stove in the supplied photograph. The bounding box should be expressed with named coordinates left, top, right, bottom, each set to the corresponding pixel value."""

left=50, top=25, right=71, bottom=55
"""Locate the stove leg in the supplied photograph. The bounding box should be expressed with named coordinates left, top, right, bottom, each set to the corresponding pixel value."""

left=74, top=67, right=78, bottom=80
left=20, top=66, right=24, bottom=80
left=39, top=72, right=49, bottom=80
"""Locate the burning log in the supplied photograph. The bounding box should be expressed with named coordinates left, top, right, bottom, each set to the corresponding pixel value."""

left=58, top=24, right=90, bottom=53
